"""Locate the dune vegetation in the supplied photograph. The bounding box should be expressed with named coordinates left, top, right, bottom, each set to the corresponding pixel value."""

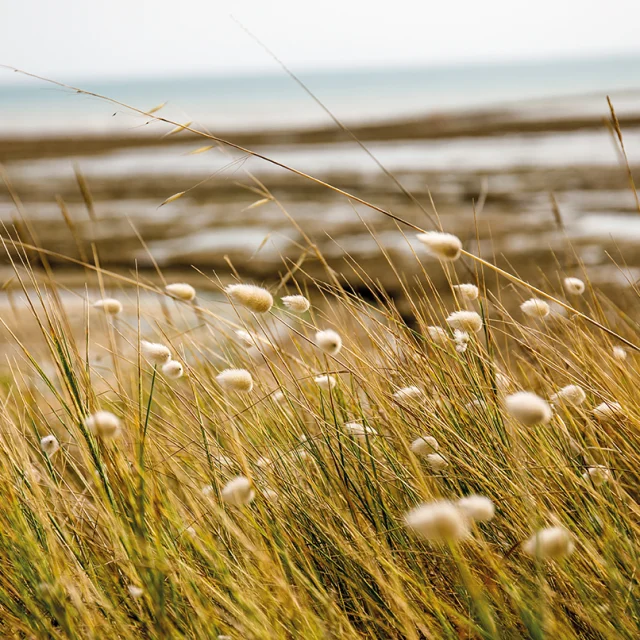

left=0, top=81, right=639, bottom=639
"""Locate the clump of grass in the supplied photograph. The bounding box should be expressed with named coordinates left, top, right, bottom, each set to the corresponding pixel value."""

left=0, top=73, right=639, bottom=640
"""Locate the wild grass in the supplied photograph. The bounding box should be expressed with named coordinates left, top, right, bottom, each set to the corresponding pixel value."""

left=0, top=73, right=639, bottom=639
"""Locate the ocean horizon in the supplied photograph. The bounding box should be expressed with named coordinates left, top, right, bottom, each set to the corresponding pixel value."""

left=1, top=53, right=639, bottom=135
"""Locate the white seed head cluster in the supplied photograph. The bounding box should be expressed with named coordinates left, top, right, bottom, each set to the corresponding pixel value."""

left=84, top=411, right=121, bottom=438
left=162, top=360, right=184, bottom=379
left=225, top=283, right=273, bottom=313
left=393, top=386, right=423, bottom=401
left=612, top=346, right=627, bottom=361
left=592, top=401, right=622, bottom=423
left=40, top=435, right=60, bottom=456
left=216, top=368, right=254, bottom=393
left=128, top=585, right=144, bottom=599
left=93, top=298, right=123, bottom=315
left=281, top=295, right=311, bottom=312
left=453, top=329, right=469, bottom=354
left=505, top=392, right=552, bottom=425
left=446, top=310, right=483, bottom=334
left=315, top=329, right=343, bottom=356
left=453, top=283, right=479, bottom=300
left=314, top=375, right=336, bottom=391
left=141, top=340, right=171, bottom=365
left=522, top=526, right=575, bottom=560
left=344, top=422, right=377, bottom=440
left=405, top=500, right=469, bottom=542
left=426, top=453, right=448, bottom=471
left=495, top=372, right=512, bottom=391
left=221, top=476, right=255, bottom=507
left=520, top=298, right=551, bottom=318
left=457, top=495, right=495, bottom=523
left=563, top=277, right=585, bottom=295
left=583, top=465, right=611, bottom=486
left=416, top=231, right=462, bottom=262
left=165, top=282, right=196, bottom=301
left=550, top=384, right=587, bottom=407
left=235, top=329, right=255, bottom=348
left=410, top=435, right=439, bottom=456
left=427, top=326, right=449, bottom=344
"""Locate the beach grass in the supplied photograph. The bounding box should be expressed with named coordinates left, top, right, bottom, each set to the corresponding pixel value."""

left=0, top=80, right=638, bottom=639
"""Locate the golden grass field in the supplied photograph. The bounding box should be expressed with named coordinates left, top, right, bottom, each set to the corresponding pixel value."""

left=0, top=80, right=639, bottom=639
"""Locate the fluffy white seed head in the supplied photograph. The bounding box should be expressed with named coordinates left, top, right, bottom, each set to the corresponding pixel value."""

left=522, top=526, right=575, bottom=560
left=281, top=295, right=310, bottom=313
left=221, top=476, right=255, bottom=507
left=141, top=340, right=171, bottom=365
left=216, top=368, right=253, bottom=393
left=235, top=329, right=255, bottom=348
left=40, top=435, right=59, bottom=456
left=93, top=298, right=123, bottom=315
left=446, top=310, right=483, bottom=334
left=393, top=386, right=423, bottom=401
left=405, top=500, right=469, bottom=542
left=495, top=372, right=512, bottom=392
left=344, top=422, right=377, bottom=440
left=520, top=298, right=550, bottom=318
left=564, top=277, right=585, bottom=295
left=315, top=329, right=342, bottom=356
left=583, top=465, right=611, bottom=486
left=410, top=435, right=439, bottom=456
left=225, top=283, right=273, bottom=313
left=201, top=485, right=215, bottom=496
left=612, top=346, right=627, bottom=361
left=128, top=585, right=144, bottom=599
left=457, top=495, right=495, bottom=523
left=453, top=329, right=470, bottom=354
left=255, top=456, right=272, bottom=468
left=453, top=283, right=479, bottom=300
left=550, top=384, right=586, bottom=407
left=427, top=326, right=449, bottom=344
left=262, top=488, right=279, bottom=502
left=165, top=282, right=196, bottom=301
left=84, top=411, right=121, bottom=438
left=426, top=453, right=448, bottom=471
left=505, top=392, right=552, bottom=425
left=162, top=360, right=184, bottom=379
left=416, top=231, right=462, bottom=262
left=592, top=401, right=622, bottom=423
left=314, top=375, right=336, bottom=391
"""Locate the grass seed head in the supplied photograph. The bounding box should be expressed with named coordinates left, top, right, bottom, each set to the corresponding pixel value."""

left=550, top=384, right=586, bottom=406
left=520, top=298, right=551, bottom=318
left=128, top=585, right=144, bottom=599
left=84, top=411, right=121, bottom=438
left=457, top=495, right=495, bottom=522
left=344, top=422, right=377, bottom=440
left=162, top=359, right=184, bottom=379
left=592, top=401, right=623, bottom=423
left=410, top=435, right=439, bottom=455
left=416, top=231, right=462, bottom=261
left=165, top=282, right=196, bottom=301
left=505, top=392, right=552, bottom=425
left=225, top=284, right=273, bottom=313
left=216, top=369, right=254, bottom=393
left=612, top=346, right=627, bottom=361
left=393, top=386, right=423, bottom=400
left=93, top=298, right=123, bottom=315
left=405, top=500, right=469, bottom=542
left=564, top=277, right=585, bottom=295
left=427, top=326, right=449, bottom=344
left=221, top=476, right=255, bottom=507
left=426, top=453, right=448, bottom=471
left=40, top=435, right=59, bottom=456
left=314, top=374, right=336, bottom=391
left=453, top=283, right=479, bottom=300
left=141, top=340, right=171, bottom=365
left=446, top=310, right=483, bottom=334
left=315, top=329, right=343, bottom=356
left=281, top=294, right=310, bottom=312
left=523, top=526, right=575, bottom=560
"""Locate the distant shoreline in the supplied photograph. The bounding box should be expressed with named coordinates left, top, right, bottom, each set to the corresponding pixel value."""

left=2, top=108, right=640, bottom=163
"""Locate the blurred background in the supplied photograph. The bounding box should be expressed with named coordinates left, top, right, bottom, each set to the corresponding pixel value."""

left=0, top=0, right=639, bottom=308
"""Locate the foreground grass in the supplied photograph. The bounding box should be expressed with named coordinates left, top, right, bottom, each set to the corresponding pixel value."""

left=0, top=231, right=638, bottom=639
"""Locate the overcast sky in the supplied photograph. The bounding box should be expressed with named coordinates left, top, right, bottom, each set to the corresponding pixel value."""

left=1, top=0, right=639, bottom=83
